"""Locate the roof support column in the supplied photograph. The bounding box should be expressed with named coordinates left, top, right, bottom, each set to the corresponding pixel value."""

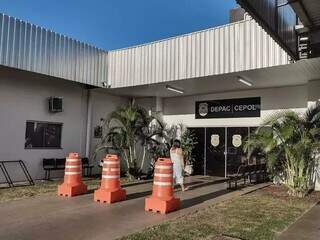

left=156, top=96, right=163, bottom=114
left=85, top=89, right=93, bottom=158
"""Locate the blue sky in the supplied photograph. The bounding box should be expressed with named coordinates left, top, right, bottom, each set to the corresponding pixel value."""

left=0, top=0, right=238, bottom=50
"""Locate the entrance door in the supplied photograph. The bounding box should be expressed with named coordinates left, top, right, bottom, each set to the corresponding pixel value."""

left=205, top=128, right=226, bottom=177
left=188, top=128, right=205, bottom=175
left=226, top=127, right=249, bottom=175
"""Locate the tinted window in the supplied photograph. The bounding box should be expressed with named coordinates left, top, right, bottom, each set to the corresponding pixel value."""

left=25, top=121, right=62, bottom=149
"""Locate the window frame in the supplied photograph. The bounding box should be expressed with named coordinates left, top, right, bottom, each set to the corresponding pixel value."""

left=24, top=120, right=63, bottom=149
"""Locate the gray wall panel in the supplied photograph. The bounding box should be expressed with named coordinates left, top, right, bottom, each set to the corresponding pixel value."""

left=0, top=13, right=107, bottom=87
left=108, top=18, right=289, bottom=88
left=0, top=13, right=289, bottom=89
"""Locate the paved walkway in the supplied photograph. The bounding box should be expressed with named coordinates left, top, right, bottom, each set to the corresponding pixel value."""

left=0, top=176, right=268, bottom=240
left=278, top=203, right=320, bottom=240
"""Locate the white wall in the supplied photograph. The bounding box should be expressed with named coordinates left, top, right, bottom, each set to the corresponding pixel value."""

left=88, top=89, right=128, bottom=172
left=308, top=80, right=320, bottom=102
left=0, top=66, right=127, bottom=180
left=0, top=67, right=87, bottom=180
left=135, top=97, right=157, bottom=113
left=163, top=85, right=308, bottom=127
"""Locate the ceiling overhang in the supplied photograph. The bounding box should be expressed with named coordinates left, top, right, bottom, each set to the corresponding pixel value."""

left=104, top=57, right=320, bottom=98
left=289, top=0, right=320, bottom=29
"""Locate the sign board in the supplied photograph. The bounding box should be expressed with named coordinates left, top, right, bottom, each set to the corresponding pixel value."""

left=195, top=97, right=261, bottom=119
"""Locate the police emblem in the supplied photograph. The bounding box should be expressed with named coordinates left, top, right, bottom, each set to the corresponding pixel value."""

left=211, top=134, right=220, bottom=147
left=232, top=134, right=242, bottom=148
left=199, top=103, right=208, bottom=117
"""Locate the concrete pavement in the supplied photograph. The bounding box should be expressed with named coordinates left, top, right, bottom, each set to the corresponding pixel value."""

left=0, top=176, right=268, bottom=240
left=278, top=203, right=320, bottom=240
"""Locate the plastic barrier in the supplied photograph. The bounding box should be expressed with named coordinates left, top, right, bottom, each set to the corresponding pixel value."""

left=94, top=154, right=126, bottom=204
left=145, top=158, right=180, bottom=214
left=58, top=153, right=87, bottom=197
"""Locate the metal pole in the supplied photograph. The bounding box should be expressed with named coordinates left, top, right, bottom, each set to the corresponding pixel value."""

left=85, top=90, right=93, bottom=158
left=204, top=128, right=207, bottom=176
left=224, top=127, right=227, bottom=178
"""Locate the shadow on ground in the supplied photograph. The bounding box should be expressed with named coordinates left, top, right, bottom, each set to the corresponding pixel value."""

left=85, top=177, right=231, bottom=210
left=127, top=178, right=230, bottom=209
left=181, top=188, right=231, bottom=209
left=125, top=181, right=203, bottom=200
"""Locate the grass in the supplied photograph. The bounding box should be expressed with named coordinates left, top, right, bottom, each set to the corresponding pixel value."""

left=119, top=185, right=320, bottom=240
left=0, top=177, right=137, bottom=203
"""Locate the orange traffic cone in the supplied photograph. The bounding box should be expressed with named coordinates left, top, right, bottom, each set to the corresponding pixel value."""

left=94, top=154, right=126, bottom=204
left=58, top=153, right=87, bottom=197
left=145, top=158, right=180, bottom=214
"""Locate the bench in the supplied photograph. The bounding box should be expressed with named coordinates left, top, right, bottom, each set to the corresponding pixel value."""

left=43, top=158, right=65, bottom=180
left=43, top=157, right=94, bottom=180
left=254, top=163, right=267, bottom=183
left=227, top=164, right=247, bottom=189
left=81, top=157, right=94, bottom=177
left=227, top=164, right=267, bottom=189
left=247, top=164, right=256, bottom=183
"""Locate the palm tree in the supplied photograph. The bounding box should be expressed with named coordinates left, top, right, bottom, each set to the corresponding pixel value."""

left=245, top=105, right=320, bottom=197
left=134, top=106, right=166, bottom=173
left=94, top=100, right=164, bottom=178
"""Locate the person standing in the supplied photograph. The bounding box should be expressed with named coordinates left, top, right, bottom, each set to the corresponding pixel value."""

left=170, top=139, right=187, bottom=191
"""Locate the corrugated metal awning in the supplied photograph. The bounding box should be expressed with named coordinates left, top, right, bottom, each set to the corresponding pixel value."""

left=0, top=13, right=108, bottom=88
left=108, top=17, right=290, bottom=88
left=290, top=0, right=320, bottom=28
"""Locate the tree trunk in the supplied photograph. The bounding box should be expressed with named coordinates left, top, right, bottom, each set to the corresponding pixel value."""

left=123, top=150, right=130, bottom=169
left=140, top=146, right=146, bottom=171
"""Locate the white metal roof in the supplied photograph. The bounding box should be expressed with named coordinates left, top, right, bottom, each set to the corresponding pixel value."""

left=0, top=12, right=291, bottom=91
left=108, top=18, right=290, bottom=88
left=0, top=13, right=108, bottom=87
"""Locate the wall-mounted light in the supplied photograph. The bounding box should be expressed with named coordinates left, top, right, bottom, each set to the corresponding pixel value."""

left=166, top=85, right=184, bottom=94
left=238, top=77, right=253, bottom=87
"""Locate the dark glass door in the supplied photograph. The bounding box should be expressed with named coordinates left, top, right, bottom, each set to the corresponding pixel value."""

left=205, top=128, right=226, bottom=177
left=188, top=128, right=205, bottom=175
left=226, top=127, right=249, bottom=175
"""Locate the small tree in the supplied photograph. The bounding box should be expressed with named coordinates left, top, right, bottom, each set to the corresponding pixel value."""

left=181, top=129, right=198, bottom=166
left=94, top=100, right=164, bottom=179
left=245, top=105, right=320, bottom=197
left=137, top=114, right=165, bottom=173
left=146, top=141, right=168, bottom=178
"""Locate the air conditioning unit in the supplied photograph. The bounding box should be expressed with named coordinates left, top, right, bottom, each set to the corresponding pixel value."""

left=48, top=97, right=63, bottom=113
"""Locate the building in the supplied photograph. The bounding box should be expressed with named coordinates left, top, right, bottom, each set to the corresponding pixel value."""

left=0, top=6, right=320, bottom=183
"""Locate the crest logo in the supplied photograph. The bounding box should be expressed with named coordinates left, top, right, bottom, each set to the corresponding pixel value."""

left=199, top=103, right=208, bottom=117
left=211, top=134, right=220, bottom=147
left=232, top=134, right=242, bottom=148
